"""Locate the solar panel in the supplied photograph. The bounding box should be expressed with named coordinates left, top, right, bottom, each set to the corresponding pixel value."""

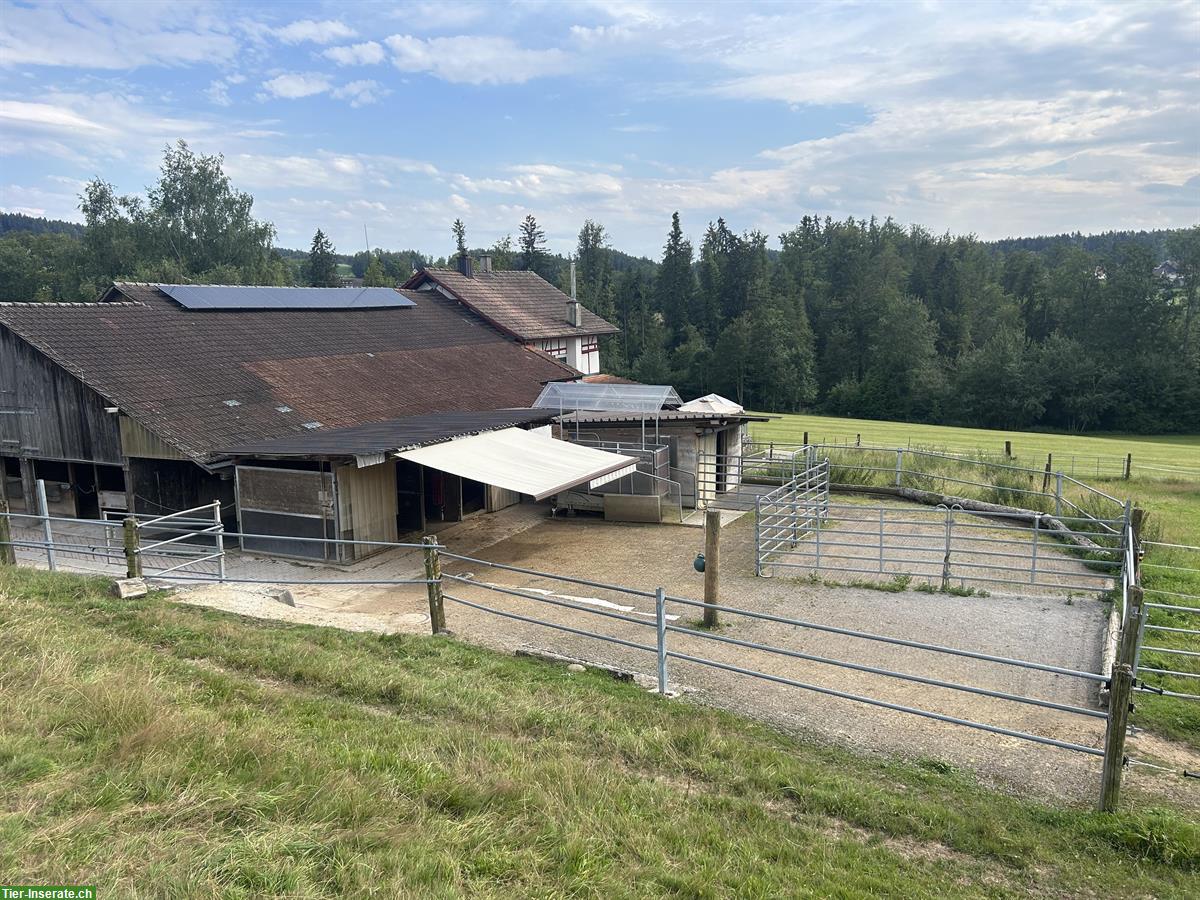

left=533, top=382, right=682, bottom=413
left=157, top=284, right=416, bottom=310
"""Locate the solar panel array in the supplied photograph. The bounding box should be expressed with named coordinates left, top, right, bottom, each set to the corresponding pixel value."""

left=158, top=284, right=416, bottom=310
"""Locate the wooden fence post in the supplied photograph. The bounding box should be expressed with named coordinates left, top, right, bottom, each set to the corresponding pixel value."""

left=802, top=431, right=809, bottom=446
left=422, top=536, right=446, bottom=634
left=1124, top=453, right=1132, bottom=480
left=122, top=516, right=142, bottom=578
left=1101, top=585, right=1142, bottom=811
left=0, top=490, right=14, bottom=566
left=1041, top=454, right=1053, bottom=495
left=703, top=507, right=721, bottom=628
left=1004, top=440, right=1012, bottom=458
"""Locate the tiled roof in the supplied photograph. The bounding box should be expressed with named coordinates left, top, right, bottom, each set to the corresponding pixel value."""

left=581, top=373, right=639, bottom=385
left=223, top=409, right=556, bottom=458
left=0, top=285, right=577, bottom=464
left=405, top=268, right=620, bottom=340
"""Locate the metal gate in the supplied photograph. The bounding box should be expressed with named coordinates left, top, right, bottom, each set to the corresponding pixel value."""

left=134, top=501, right=226, bottom=579
left=698, top=441, right=812, bottom=510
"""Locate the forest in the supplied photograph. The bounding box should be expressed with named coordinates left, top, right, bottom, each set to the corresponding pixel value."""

left=0, top=142, right=1195, bottom=433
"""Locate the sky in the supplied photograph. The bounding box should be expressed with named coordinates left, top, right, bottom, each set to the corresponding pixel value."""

left=0, top=0, right=1197, bottom=258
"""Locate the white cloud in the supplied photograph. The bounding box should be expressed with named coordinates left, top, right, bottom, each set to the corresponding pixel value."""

left=331, top=80, right=390, bottom=108
left=0, top=1, right=238, bottom=69
left=274, top=19, right=355, bottom=45
left=384, top=34, right=569, bottom=84
left=323, top=41, right=387, bottom=66
left=613, top=123, right=665, bottom=133
left=260, top=73, right=333, bottom=99
left=205, top=74, right=245, bottom=107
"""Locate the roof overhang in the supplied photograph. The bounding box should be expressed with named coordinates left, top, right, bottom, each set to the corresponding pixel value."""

left=395, top=427, right=638, bottom=501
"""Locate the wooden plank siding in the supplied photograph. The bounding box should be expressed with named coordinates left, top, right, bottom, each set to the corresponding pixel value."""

left=0, top=326, right=122, bottom=464
left=336, top=460, right=398, bottom=559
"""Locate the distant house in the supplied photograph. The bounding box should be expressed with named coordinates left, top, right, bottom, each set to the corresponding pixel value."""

left=403, top=257, right=619, bottom=376
left=1154, top=260, right=1182, bottom=282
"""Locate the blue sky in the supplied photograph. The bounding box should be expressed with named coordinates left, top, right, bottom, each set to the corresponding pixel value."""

left=0, top=0, right=1197, bottom=258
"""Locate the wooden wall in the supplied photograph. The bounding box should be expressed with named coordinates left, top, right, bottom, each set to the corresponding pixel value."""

left=0, top=327, right=122, bottom=464
left=336, top=460, right=398, bottom=560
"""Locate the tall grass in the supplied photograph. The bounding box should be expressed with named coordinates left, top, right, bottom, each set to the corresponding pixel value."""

left=1, top=567, right=1197, bottom=896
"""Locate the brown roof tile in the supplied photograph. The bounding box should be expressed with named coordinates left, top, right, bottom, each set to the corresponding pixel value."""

left=405, top=268, right=620, bottom=341
left=0, top=286, right=577, bottom=464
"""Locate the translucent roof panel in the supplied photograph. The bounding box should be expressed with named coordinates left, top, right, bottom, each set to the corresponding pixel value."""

left=533, top=382, right=682, bottom=412
left=158, top=284, right=415, bottom=310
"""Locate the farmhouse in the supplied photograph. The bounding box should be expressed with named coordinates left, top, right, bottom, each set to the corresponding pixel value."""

left=0, top=282, right=637, bottom=560
left=403, top=257, right=619, bottom=375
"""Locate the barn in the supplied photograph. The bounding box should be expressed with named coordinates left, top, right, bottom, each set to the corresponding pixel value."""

left=0, top=282, right=636, bottom=560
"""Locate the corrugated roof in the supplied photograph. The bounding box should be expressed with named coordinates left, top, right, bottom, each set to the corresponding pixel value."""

left=404, top=268, right=620, bottom=340
left=0, top=286, right=577, bottom=464
left=223, top=409, right=555, bottom=458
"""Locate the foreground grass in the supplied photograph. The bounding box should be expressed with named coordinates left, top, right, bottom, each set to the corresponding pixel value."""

left=2, top=569, right=1198, bottom=898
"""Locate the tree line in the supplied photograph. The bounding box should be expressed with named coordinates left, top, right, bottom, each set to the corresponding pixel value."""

left=571, top=215, right=1199, bottom=433
left=0, top=141, right=1194, bottom=432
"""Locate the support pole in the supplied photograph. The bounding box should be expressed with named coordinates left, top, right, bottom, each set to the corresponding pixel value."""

left=1124, top=453, right=1132, bottom=480
left=655, top=587, right=668, bottom=695
left=1054, top=472, right=1063, bottom=518
left=1042, top=454, right=1053, bottom=495
left=213, top=500, right=226, bottom=582
left=36, top=479, right=56, bottom=571
left=895, top=449, right=903, bottom=487
left=1100, top=585, right=1142, bottom=811
left=123, top=516, right=141, bottom=578
left=703, top=508, right=721, bottom=628
left=422, top=536, right=445, bottom=634
left=1004, top=440, right=1012, bottom=458
left=0, top=489, right=14, bottom=565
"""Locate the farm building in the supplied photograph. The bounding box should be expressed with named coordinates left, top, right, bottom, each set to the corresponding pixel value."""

left=403, top=257, right=619, bottom=375
left=0, top=282, right=637, bottom=560
left=543, top=384, right=770, bottom=510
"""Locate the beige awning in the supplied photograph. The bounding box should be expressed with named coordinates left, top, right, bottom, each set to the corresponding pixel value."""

left=395, top=428, right=639, bottom=501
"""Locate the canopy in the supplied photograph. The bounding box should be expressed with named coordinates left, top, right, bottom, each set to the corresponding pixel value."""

left=677, top=393, right=745, bottom=415
left=395, top=428, right=639, bottom=501
left=534, top=381, right=682, bottom=413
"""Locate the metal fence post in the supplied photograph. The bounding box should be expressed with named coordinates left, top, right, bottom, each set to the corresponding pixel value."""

left=0, top=491, right=14, bottom=566
left=1054, top=472, right=1063, bottom=518
left=1030, top=515, right=1040, bottom=584
left=814, top=497, right=822, bottom=571
left=123, top=516, right=142, bottom=578
left=879, top=507, right=885, bottom=573
left=422, top=536, right=446, bottom=634
left=213, top=500, right=226, bottom=582
left=895, top=449, right=903, bottom=487
left=941, top=506, right=953, bottom=590
left=35, top=479, right=56, bottom=572
left=753, top=494, right=762, bottom=577
left=655, top=587, right=669, bottom=695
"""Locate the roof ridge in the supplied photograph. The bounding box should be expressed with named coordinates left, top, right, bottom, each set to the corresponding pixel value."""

left=0, top=300, right=145, bottom=308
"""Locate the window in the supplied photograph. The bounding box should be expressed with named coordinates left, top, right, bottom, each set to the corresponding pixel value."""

left=581, top=338, right=599, bottom=354
left=538, top=338, right=568, bottom=359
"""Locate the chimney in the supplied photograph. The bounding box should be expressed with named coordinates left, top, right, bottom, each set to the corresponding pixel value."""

left=457, top=254, right=473, bottom=278
left=478, top=255, right=492, bottom=274
left=566, top=258, right=582, bottom=326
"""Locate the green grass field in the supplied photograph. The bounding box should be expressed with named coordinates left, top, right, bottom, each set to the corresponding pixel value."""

left=753, top=413, right=1200, bottom=746
left=1, top=568, right=1197, bottom=897
left=751, top=413, right=1200, bottom=477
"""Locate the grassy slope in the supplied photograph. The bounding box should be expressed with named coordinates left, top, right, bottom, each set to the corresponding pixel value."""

left=753, top=413, right=1200, bottom=746
left=1, top=569, right=1197, bottom=898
